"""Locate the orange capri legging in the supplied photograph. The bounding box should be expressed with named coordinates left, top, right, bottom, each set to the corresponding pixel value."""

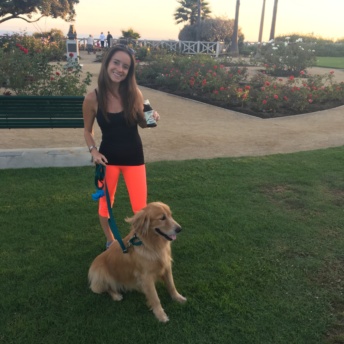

left=98, top=164, right=147, bottom=217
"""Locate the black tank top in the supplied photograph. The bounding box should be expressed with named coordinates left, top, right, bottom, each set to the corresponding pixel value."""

left=96, top=104, right=144, bottom=166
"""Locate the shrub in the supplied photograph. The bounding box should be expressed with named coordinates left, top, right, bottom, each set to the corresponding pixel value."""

left=137, top=54, right=248, bottom=102
left=0, top=32, right=65, bottom=61
left=312, top=43, right=344, bottom=57
left=137, top=54, right=344, bottom=118
left=0, top=42, right=91, bottom=96
left=258, top=37, right=317, bottom=76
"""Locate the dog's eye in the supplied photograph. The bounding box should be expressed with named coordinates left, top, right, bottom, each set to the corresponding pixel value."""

left=161, top=214, right=166, bottom=221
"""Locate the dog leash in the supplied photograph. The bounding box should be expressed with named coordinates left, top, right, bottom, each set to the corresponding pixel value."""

left=92, top=164, right=129, bottom=253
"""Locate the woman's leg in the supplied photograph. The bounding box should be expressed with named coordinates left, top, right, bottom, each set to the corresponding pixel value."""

left=122, top=165, right=147, bottom=214
left=98, top=165, right=121, bottom=245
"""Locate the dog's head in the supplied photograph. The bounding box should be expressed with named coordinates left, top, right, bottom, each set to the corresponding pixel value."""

left=125, top=202, right=182, bottom=242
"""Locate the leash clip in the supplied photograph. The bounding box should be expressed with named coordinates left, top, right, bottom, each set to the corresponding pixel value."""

left=127, top=234, right=143, bottom=248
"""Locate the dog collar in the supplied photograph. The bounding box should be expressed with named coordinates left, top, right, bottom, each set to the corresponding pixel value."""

left=127, top=234, right=143, bottom=248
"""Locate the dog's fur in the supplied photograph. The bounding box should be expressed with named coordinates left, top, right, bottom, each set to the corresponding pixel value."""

left=88, top=202, right=186, bottom=322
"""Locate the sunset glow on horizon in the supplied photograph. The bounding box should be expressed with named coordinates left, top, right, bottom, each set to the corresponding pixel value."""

left=1, top=0, right=343, bottom=42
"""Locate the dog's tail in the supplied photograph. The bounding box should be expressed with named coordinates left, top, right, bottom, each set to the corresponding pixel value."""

left=88, top=263, right=109, bottom=294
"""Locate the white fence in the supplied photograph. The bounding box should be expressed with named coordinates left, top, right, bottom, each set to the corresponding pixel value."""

left=78, top=38, right=228, bottom=57
left=0, top=34, right=229, bottom=57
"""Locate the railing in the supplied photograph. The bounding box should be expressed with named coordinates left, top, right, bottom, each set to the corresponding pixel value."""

left=77, top=38, right=228, bottom=57
left=0, top=34, right=228, bottom=57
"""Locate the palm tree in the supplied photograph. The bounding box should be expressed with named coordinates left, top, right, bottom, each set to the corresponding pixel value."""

left=269, top=0, right=279, bottom=40
left=258, top=0, right=266, bottom=45
left=230, top=0, right=240, bottom=56
left=255, top=0, right=266, bottom=57
left=174, top=0, right=211, bottom=25
left=196, top=0, right=201, bottom=41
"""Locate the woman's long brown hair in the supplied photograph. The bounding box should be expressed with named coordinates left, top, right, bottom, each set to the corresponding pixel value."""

left=97, top=45, right=143, bottom=125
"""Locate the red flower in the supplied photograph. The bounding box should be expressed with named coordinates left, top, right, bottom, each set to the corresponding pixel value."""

left=273, top=94, right=279, bottom=100
left=330, top=70, right=334, bottom=74
left=262, top=100, right=267, bottom=105
left=213, top=90, right=218, bottom=94
left=289, top=75, right=295, bottom=81
left=308, top=99, right=313, bottom=103
left=300, top=70, right=305, bottom=75
left=242, top=93, right=248, bottom=99
left=213, top=65, right=218, bottom=69
left=69, top=52, right=74, bottom=57
left=265, top=81, right=270, bottom=86
left=283, top=96, right=288, bottom=101
left=202, top=79, right=207, bottom=86
left=56, top=72, right=60, bottom=76
left=50, top=77, right=55, bottom=81
left=219, top=86, right=225, bottom=91
left=237, top=88, right=243, bottom=93
left=244, top=85, right=250, bottom=90
left=261, top=87, right=266, bottom=91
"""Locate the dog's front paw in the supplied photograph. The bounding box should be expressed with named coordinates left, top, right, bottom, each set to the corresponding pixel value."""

left=173, top=293, right=187, bottom=303
left=109, top=290, right=123, bottom=301
left=153, top=308, right=169, bottom=323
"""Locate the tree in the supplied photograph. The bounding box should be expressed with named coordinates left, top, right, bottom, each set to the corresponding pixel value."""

left=120, top=28, right=140, bottom=40
left=269, top=0, right=279, bottom=40
left=255, top=0, right=266, bottom=57
left=0, top=0, right=79, bottom=24
left=174, top=0, right=211, bottom=25
left=258, top=0, right=266, bottom=45
left=230, top=0, right=240, bottom=56
left=178, top=17, right=244, bottom=45
left=33, top=28, right=65, bottom=42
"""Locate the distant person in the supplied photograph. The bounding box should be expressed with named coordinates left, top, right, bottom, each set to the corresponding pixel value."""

left=99, top=32, right=106, bottom=49
left=87, top=34, right=94, bottom=54
left=107, top=31, right=113, bottom=48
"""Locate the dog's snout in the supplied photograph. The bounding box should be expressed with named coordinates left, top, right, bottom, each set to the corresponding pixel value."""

left=175, top=226, right=182, bottom=233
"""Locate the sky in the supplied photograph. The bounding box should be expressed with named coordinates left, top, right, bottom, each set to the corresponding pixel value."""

left=1, top=0, right=344, bottom=42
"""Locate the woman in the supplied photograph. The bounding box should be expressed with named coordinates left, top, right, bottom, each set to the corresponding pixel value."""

left=83, top=45, right=160, bottom=249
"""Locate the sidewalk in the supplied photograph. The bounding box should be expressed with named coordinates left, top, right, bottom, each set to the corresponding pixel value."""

left=1, top=51, right=344, bottom=169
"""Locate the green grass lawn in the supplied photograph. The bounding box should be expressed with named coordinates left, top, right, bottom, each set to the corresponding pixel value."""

left=316, top=56, right=344, bottom=69
left=1, top=147, right=344, bottom=344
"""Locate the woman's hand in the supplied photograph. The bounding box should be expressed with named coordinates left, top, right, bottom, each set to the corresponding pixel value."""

left=91, top=149, right=108, bottom=166
left=153, top=111, right=160, bottom=121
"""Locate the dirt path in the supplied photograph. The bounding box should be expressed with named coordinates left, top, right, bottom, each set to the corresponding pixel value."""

left=1, top=51, right=344, bottom=163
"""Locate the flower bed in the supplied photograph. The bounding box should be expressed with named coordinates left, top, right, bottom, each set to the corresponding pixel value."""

left=136, top=54, right=344, bottom=119
left=0, top=36, right=91, bottom=96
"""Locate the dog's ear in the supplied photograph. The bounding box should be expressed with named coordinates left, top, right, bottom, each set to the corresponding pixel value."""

left=125, top=209, right=150, bottom=236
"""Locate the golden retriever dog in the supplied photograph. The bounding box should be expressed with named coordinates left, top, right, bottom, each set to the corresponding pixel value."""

left=88, top=202, right=186, bottom=322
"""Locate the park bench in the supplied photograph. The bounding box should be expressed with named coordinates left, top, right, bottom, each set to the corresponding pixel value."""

left=0, top=96, right=84, bottom=129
